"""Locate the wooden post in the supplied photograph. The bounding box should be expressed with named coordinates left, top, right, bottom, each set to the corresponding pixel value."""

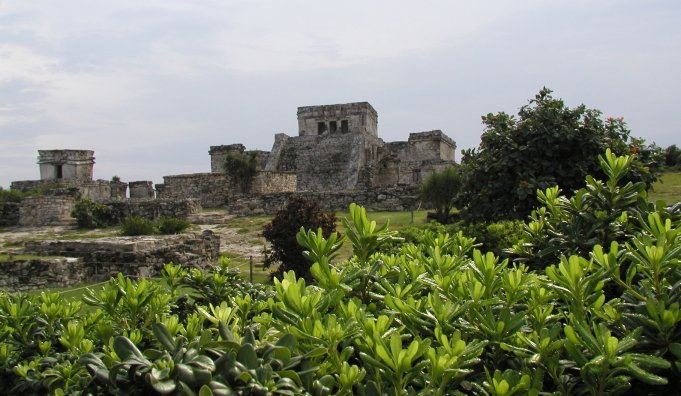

left=249, top=255, right=253, bottom=283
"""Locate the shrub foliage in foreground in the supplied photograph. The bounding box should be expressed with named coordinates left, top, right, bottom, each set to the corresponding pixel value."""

left=1, top=152, right=681, bottom=395
left=263, top=196, right=337, bottom=281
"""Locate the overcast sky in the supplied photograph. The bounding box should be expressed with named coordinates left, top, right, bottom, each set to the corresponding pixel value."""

left=1, top=0, right=679, bottom=188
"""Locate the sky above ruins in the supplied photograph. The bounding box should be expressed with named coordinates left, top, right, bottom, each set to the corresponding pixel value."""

left=1, top=0, right=680, bottom=188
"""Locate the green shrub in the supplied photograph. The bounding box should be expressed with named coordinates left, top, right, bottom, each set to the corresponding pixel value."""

left=456, top=88, right=656, bottom=222
left=0, top=188, right=26, bottom=204
left=396, top=219, right=523, bottom=257
left=224, top=151, right=258, bottom=193
left=120, top=216, right=157, bottom=236
left=2, top=152, right=681, bottom=395
left=263, top=196, right=337, bottom=280
left=157, top=217, right=190, bottom=234
left=419, top=165, right=462, bottom=223
left=71, top=199, right=114, bottom=229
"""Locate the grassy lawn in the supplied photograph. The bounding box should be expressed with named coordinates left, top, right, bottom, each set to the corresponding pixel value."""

left=222, top=215, right=272, bottom=234
left=0, top=254, right=66, bottom=262
left=649, top=172, right=681, bottom=204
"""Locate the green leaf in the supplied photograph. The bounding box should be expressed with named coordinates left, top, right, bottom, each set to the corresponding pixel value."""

left=236, top=343, right=258, bottom=370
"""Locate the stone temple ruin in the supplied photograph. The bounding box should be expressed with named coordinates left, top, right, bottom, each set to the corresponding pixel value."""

left=4, top=102, right=457, bottom=224
left=1, top=102, right=457, bottom=290
left=156, top=102, right=457, bottom=213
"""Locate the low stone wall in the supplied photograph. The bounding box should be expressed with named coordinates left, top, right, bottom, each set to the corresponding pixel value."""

left=19, top=196, right=76, bottom=226
left=11, top=179, right=126, bottom=202
left=252, top=171, right=297, bottom=193
left=157, top=173, right=230, bottom=208
left=228, top=186, right=420, bottom=215
left=129, top=181, right=155, bottom=199
left=23, top=230, right=220, bottom=282
left=0, top=202, right=20, bottom=226
left=0, top=258, right=85, bottom=292
left=106, top=198, right=201, bottom=221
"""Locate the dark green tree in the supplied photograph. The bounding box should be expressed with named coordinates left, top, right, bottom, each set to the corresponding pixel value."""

left=262, top=197, right=337, bottom=281
left=664, top=144, right=681, bottom=169
left=456, top=88, right=653, bottom=222
left=419, top=165, right=461, bottom=223
left=224, top=152, right=258, bottom=193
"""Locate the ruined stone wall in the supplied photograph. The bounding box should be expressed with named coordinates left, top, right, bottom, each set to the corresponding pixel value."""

left=129, top=181, right=155, bottom=199
left=209, top=144, right=245, bottom=173
left=106, top=198, right=201, bottom=221
left=156, top=173, right=230, bottom=207
left=18, top=196, right=76, bottom=226
left=251, top=171, right=296, bottom=193
left=297, top=102, right=378, bottom=137
left=371, top=130, right=456, bottom=187
left=38, top=149, right=95, bottom=181
left=0, top=258, right=85, bottom=292
left=10, top=179, right=126, bottom=202
left=22, top=230, right=220, bottom=283
left=270, top=133, right=382, bottom=191
left=228, top=186, right=419, bottom=216
left=0, top=202, right=20, bottom=226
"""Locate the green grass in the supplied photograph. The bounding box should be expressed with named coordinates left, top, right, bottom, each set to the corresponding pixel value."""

left=649, top=172, right=681, bottom=203
left=57, top=228, right=121, bottom=240
left=0, top=254, right=65, bottom=263
left=26, top=281, right=102, bottom=300
left=220, top=252, right=271, bottom=283
left=223, top=215, right=272, bottom=234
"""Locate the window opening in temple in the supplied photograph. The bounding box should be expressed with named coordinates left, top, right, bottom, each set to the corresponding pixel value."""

left=329, top=121, right=337, bottom=134
left=56, top=165, right=63, bottom=179
left=341, top=120, right=349, bottom=133
left=317, top=122, right=327, bottom=134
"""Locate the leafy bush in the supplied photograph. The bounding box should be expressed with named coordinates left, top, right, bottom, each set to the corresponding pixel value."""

left=120, top=216, right=157, bottom=236
left=0, top=188, right=26, bottom=204
left=224, top=151, right=258, bottom=193
left=157, top=217, right=190, bottom=234
left=70, top=199, right=114, bottom=229
left=663, top=144, right=681, bottom=170
left=419, top=165, right=461, bottom=223
left=456, top=88, right=656, bottom=222
left=262, top=196, right=337, bottom=280
left=2, top=153, right=681, bottom=395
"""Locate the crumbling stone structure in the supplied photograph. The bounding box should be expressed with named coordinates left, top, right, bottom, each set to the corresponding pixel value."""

left=0, top=230, right=221, bottom=291
left=209, top=102, right=456, bottom=192
left=38, top=149, right=94, bottom=181
left=12, top=150, right=127, bottom=202
left=155, top=101, right=456, bottom=212
left=129, top=181, right=156, bottom=199
left=7, top=102, right=457, bottom=221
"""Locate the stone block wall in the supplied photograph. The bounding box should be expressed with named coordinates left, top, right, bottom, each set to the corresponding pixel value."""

left=251, top=171, right=296, bottom=193
left=18, top=196, right=76, bottom=226
left=209, top=144, right=245, bottom=173
left=10, top=179, right=126, bottom=202
left=0, top=258, right=85, bottom=292
left=297, top=102, right=378, bottom=138
left=129, top=181, right=156, bottom=199
left=38, top=149, right=95, bottom=181
left=270, top=134, right=381, bottom=191
left=156, top=173, right=230, bottom=207
left=227, top=186, right=419, bottom=216
left=0, top=202, right=20, bottom=226
left=106, top=198, right=201, bottom=221
left=23, top=230, right=220, bottom=282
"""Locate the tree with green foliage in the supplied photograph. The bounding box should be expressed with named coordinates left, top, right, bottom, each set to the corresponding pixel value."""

left=456, top=87, right=655, bottom=222
left=419, top=165, right=461, bottom=223
left=664, top=144, right=681, bottom=169
left=224, top=152, right=258, bottom=193
left=262, top=196, right=337, bottom=280
left=70, top=199, right=114, bottom=228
